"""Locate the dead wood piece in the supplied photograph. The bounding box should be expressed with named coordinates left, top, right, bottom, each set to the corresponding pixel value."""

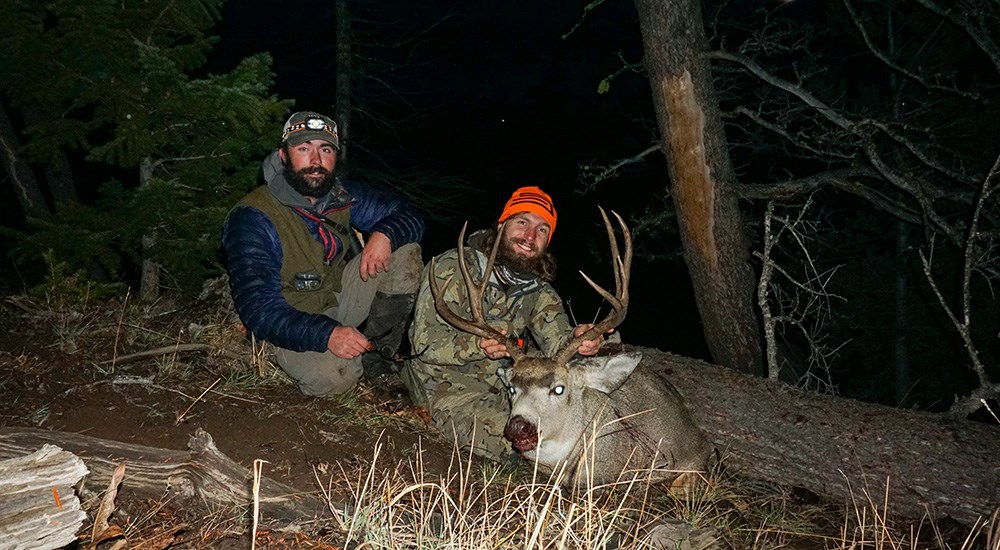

left=0, top=428, right=333, bottom=527
left=102, top=343, right=240, bottom=365
left=91, top=462, right=127, bottom=548
left=639, top=346, right=1000, bottom=527
left=0, top=444, right=89, bottom=549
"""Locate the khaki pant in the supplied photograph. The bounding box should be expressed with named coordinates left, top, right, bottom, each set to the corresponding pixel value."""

left=276, top=243, right=422, bottom=396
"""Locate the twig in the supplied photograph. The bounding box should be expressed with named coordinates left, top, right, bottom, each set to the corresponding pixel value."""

left=175, top=378, right=221, bottom=425
left=109, top=289, right=131, bottom=372
left=251, top=459, right=268, bottom=550
left=984, top=399, right=999, bottom=425
left=100, top=343, right=240, bottom=365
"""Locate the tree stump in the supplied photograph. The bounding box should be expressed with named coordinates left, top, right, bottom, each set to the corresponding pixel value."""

left=0, top=444, right=88, bottom=549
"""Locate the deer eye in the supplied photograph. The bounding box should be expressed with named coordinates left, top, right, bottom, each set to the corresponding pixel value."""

left=551, top=385, right=565, bottom=396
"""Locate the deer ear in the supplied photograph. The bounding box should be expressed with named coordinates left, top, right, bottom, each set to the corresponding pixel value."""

left=573, top=351, right=642, bottom=393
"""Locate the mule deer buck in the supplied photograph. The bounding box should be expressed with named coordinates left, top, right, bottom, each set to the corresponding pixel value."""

left=429, top=208, right=713, bottom=491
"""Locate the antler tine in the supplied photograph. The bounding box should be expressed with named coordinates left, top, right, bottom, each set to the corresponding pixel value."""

left=456, top=220, right=505, bottom=325
left=429, top=222, right=522, bottom=358
left=601, top=207, right=632, bottom=296
left=554, top=208, right=632, bottom=365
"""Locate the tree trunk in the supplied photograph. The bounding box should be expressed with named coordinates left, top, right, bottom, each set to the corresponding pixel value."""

left=0, top=99, right=49, bottom=216
left=633, top=0, right=764, bottom=376
left=139, top=156, right=160, bottom=301
left=639, top=346, right=999, bottom=527
left=335, top=0, right=352, bottom=167
left=894, top=221, right=911, bottom=407
left=21, top=105, right=77, bottom=207
left=0, top=427, right=334, bottom=527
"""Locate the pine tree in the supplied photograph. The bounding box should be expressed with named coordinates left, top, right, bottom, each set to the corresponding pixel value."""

left=0, top=0, right=290, bottom=296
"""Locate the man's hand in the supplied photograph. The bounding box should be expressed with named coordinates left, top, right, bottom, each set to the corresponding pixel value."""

left=328, top=326, right=373, bottom=359
left=574, top=323, right=605, bottom=356
left=359, top=232, right=392, bottom=282
left=479, top=330, right=510, bottom=360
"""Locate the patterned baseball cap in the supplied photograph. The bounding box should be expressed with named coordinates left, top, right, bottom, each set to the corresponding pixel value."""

left=281, top=111, right=340, bottom=149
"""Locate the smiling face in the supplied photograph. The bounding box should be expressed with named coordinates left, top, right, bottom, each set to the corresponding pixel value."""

left=498, top=211, right=550, bottom=258
left=279, top=139, right=338, bottom=198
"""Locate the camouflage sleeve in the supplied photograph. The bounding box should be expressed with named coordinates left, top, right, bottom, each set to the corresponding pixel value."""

left=527, top=283, right=575, bottom=356
left=409, top=249, right=496, bottom=366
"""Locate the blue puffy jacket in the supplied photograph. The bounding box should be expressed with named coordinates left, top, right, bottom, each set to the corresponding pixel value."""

left=223, top=153, right=425, bottom=353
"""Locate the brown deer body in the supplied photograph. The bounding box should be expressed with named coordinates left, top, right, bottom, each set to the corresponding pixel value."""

left=501, top=351, right=713, bottom=490
left=430, top=209, right=712, bottom=491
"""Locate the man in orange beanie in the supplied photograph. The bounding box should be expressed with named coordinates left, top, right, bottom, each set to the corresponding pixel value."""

left=403, top=186, right=604, bottom=461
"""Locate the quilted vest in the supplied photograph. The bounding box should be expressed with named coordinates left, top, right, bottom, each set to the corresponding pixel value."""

left=238, top=186, right=352, bottom=314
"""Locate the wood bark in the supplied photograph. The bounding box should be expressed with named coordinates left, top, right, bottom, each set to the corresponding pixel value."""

left=335, top=0, right=352, bottom=166
left=633, top=0, right=764, bottom=376
left=0, top=427, right=333, bottom=528
left=139, top=156, right=160, bottom=301
left=0, top=99, right=49, bottom=215
left=21, top=105, right=78, bottom=207
left=638, top=346, right=1000, bottom=527
left=0, top=444, right=88, bottom=549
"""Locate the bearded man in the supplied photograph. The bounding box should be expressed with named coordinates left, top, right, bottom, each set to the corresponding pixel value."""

left=223, top=111, right=424, bottom=397
left=403, top=186, right=602, bottom=460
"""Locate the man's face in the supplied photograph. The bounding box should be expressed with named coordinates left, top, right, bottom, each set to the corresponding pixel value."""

left=498, top=211, right=550, bottom=263
left=279, top=140, right=338, bottom=198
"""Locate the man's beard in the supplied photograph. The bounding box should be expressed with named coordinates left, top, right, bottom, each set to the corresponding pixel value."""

left=496, top=234, right=545, bottom=277
left=284, top=164, right=336, bottom=198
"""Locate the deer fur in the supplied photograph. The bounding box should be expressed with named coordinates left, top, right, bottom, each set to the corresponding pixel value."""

left=500, top=351, right=713, bottom=491
left=430, top=208, right=713, bottom=491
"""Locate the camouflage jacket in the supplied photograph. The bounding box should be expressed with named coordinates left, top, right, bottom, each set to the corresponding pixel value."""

left=408, top=232, right=574, bottom=380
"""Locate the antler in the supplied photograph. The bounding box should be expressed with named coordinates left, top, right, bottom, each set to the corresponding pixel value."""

left=553, top=207, right=632, bottom=365
left=429, top=222, right=523, bottom=359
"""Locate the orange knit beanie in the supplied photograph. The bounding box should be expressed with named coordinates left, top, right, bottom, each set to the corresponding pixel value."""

left=498, top=186, right=557, bottom=238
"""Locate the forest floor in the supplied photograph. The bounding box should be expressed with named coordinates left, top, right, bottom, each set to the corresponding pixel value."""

left=0, top=286, right=473, bottom=548
left=0, top=283, right=991, bottom=549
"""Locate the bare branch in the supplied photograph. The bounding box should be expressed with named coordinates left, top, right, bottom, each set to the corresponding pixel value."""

left=919, top=153, right=1000, bottom=400
left=707, top=50, right=856, bottom=130
left=756, top=197, right=846, bottom=391
left=730, top=106, right=854, bottom=160
left=913, top=0, right=1000, bottom=75
left=578, top=144, right=660, bottom=190
left=711, top=49, right=971, bottom=246
left=842, top=0, right=984, bottom=101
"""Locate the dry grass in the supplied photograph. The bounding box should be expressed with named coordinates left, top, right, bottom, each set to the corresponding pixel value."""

left=292, top=439, right=999, bottom=550
left=314, top=439, right=691, bottom=549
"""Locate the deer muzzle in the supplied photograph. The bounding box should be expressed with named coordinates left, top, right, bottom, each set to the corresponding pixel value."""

left=503, top=415, right=539, bottom=453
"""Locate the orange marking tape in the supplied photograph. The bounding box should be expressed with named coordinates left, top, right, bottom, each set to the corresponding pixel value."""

left=52, top=486, right=62, bottom=509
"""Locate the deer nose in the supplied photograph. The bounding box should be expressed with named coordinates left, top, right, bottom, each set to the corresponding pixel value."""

left=504, top=415, right=539, bottom=452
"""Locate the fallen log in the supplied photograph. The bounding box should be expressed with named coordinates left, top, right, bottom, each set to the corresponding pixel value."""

left=0, top=444, right=88, bottom=549
left=640, top=346, right=1000, bottom=527
left=0, top=427, right=333, bottom=528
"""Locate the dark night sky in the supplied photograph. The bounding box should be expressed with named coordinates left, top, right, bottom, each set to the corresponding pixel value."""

left=206, top=1, right=711, bottom=359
